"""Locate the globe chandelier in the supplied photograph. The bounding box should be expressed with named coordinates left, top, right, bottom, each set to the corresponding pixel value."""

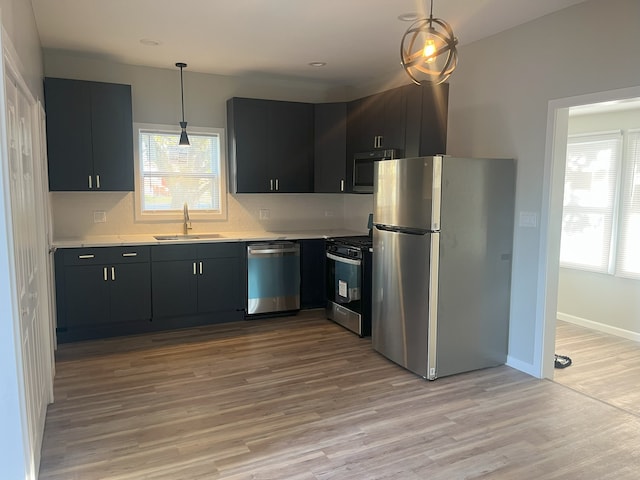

left=400, top=0, right=458, bottom=85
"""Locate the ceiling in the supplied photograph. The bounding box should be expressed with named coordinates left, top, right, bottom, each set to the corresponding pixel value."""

left=32, top=0, right=590, bottom=86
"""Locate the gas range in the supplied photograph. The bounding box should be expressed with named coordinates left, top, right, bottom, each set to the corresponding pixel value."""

left=325, top=235, right=372, bottom=337
left=326, top=235, right=372, bottom=259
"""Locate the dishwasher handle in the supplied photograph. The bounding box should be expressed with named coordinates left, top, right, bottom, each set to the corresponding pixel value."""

left=247, top=243, right=299, bottom=255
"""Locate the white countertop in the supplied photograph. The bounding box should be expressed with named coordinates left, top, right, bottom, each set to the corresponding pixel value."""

left=52, top=229, right=368, bottom=249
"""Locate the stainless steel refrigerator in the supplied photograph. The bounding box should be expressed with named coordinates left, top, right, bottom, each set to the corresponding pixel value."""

left=372, top=156, right=515, bottom=380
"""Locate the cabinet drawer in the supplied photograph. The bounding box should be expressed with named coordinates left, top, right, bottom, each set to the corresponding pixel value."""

left=61, top=248, right=110, bottom=266
left=61, top=246, right=150, bottom=265
left=108, top=246, right=150, bottom=263
left=151, top=244, right=197, bottom=262
left=196, top=242, right=242, bottom=259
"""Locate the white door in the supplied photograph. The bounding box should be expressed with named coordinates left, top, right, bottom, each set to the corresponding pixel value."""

left=4, top=56, right=53, bottom=476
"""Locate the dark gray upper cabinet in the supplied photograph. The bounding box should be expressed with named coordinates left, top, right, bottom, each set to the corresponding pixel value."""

left=314, top=102, right=347, bottom=193
left=347, top=87, right=407, bottom=158
left=417, top=83, right=449, bottom=157
left=227, top=97, right=314, bottom=193
left=44, top=77, right=134, bottom=192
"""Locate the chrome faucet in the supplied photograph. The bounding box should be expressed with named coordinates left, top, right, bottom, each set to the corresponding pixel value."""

left=183, top=202, right=192, bottom=235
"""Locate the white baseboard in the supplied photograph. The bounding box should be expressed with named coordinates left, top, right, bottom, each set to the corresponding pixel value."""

left=557, top=312, right=640, bottom=343
left=506, top=356, right=539, bottom=377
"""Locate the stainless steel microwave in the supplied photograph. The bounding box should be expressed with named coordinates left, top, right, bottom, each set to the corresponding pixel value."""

left=352, top=149, right=397, bottom=193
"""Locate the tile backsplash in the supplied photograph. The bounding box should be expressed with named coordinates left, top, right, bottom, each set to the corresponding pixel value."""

left=50, top=191, right=373, bottom=239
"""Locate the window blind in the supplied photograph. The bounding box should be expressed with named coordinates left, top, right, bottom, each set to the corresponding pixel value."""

left=559, top=131, right=622, bottom=273
left=139, top=130, right=221, bottom=213
left=616, top=130, right=640, bottom=279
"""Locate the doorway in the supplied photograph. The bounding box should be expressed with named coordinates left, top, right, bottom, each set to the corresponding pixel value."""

left=538, top=86, right=640, bottom=386
left=550, top=96, right=640, bottom=414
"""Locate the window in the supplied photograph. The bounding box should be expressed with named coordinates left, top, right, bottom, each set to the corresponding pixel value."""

left=616, top=130, right=640, bottom=279
left=560, top=131, right=621, bottom=272
left=134, top=124, right=227, bottom=220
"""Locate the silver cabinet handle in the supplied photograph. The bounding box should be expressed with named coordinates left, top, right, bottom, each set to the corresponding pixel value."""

left=121, top=252, right=137, bottom=257
left=96, top=175, right=101, bottom=189
left=193, top=262, right=197, bottom=275
left=88, top=175, right=92, bottom=189
left=111, top=266, right=115, bottom=281
left=199, top=261, right=203, bottom=275
left=270, top=179, right=274, bottom=191
left=103, top=267, right=108, bottom=281
left=340, top=179, right=344, bottom=192
left=78, top=254, right=95, bottom=259
left=275, top=178, right=279, bottom=191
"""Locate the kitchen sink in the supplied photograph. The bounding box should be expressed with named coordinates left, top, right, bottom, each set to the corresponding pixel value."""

left=154, top=233, right=224, bottom=241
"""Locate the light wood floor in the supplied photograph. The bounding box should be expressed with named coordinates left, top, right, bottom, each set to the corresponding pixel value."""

left=40, top=311, right=640, bottom=479
left=554, top=319, right=640, bottom=417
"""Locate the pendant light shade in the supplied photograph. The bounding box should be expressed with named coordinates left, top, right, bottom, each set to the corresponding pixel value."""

left=176, top=62, right=190, bottom=146
left=400, top=0, right=458, bottom=85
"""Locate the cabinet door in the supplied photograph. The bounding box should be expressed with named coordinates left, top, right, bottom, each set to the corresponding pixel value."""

left=380, top=87, right=406, bottom=152
left=109, top=262, right=151, bottom=322
left=63, top=264, right=110, bottom=327
left=270, top=101, right=314, bottom=192
left=91, top=82, right=134, bottom=191
left=419, top=83, right=449, bottom=156
left=403, top=84, right=424, bottom=158
left=300, top=239, right=326, bottom=309
left=44, top=78, right=93, bottom=191
left=227, top=97, right=270, bottom=193
left=197, top=257, right=244, bottom=314
left=347, top=95, right=383, bottom=155
left=314, top=103, right=347, bottom=193
left=151, top=260, right=198, bottom=318
left=347, top=88, right=407, bottom=155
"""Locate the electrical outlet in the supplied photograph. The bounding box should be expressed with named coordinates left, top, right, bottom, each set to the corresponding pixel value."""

left=324, top=210, right=334, bottom=217
left=259, top=209, right=270, bottom=220
left=93, top=211, right=107, bottom=223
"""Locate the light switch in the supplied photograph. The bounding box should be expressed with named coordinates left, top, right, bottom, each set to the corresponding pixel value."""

left=259, top=209, right=270, bottom=220
left=519, top=211, right=537, bottom=228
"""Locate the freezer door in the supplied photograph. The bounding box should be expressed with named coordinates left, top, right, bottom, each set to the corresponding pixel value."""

left=374, top=156, right=442, bottom=231
left=372, top=228, right=439, bottom=378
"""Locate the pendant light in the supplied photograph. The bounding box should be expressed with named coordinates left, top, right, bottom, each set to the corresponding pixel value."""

left=176, top=62, right=190, bottom=146
left=400, top=0, right=458, bottom=85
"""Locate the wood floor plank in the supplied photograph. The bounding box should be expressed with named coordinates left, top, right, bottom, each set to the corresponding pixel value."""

left=39, top=311, right=640, bottom=479
left=554, top=319, right=640, bottom=416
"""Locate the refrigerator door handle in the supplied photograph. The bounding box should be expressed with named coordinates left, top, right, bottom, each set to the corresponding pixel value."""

left=375, top=224, right=433, bottom=235
left=426, top=232, right=440, bottom=380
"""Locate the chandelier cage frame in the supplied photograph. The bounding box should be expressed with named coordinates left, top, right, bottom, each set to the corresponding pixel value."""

left=400, top=0, right=458, bottom=85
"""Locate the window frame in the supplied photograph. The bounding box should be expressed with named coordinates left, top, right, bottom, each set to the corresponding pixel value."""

left=133, top=123, right=228, bottom=222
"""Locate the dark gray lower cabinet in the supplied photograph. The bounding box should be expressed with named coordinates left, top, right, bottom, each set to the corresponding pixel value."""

left=150, top=242, right=245, bottom=324
left=300, top=239, right=326, bottom=309
left=55, top=246, right=152, bottom=342
left=54, top=239, right=322, bottom=343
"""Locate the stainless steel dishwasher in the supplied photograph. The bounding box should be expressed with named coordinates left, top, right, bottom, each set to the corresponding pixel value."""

left=246, top=241, right=300, bottom=316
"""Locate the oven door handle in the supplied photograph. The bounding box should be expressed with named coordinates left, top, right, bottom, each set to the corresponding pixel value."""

left=326, top=252, right=362, bottom=266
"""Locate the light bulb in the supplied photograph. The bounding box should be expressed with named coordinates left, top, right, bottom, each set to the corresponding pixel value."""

left=423, top=38, right=437, bottom=63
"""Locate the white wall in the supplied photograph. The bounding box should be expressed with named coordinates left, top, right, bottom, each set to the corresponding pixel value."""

left=44, top=51, right=373, bottom=238
left=444, top=0, right=640, bottom=372
left=557, top=106, right=640, bottom=336
left=0, top=1, right=43, bottom=478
